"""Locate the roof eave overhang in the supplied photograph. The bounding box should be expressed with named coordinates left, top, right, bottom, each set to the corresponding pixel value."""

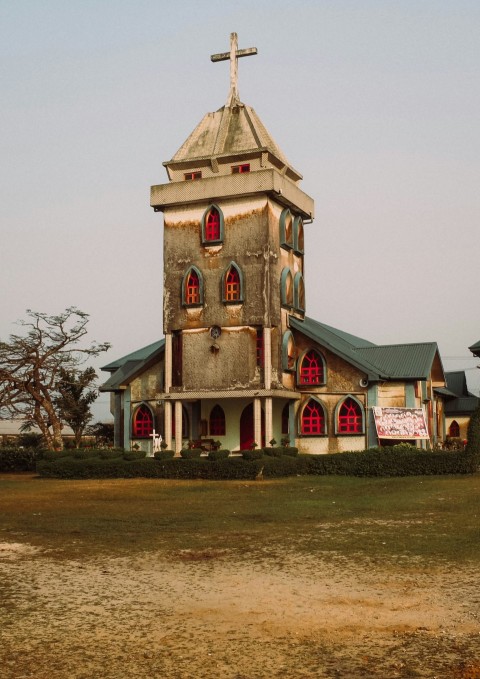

left=151, top=168, right=314, bottom=220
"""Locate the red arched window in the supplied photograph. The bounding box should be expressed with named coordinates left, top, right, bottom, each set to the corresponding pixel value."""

left=209, top=405, right=226, bottom=436
left=225, top=266, right=241, bottom=302
left=133, top=404, right=153, bottom=438
left=338, top=397, right=362, bottom=434
left=282, top=403, right=290, bottom=435
left=205, top=207, right=220, bottom=241
left=301, top=400, right=325, bottom=435
left=185, top=269, right=200, bottom=305
left=449, top=420, right=460, bottom=437
left=299, top=350, right=324, bottom=385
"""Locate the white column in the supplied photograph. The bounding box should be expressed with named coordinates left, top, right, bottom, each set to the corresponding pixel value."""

left=263, top=327, right=272, bottom=390
left=175, top=400, right=183, bottom=456
left=265, top=397, right=273, bottom=446
left=164, top=333, right=172, bottom=393
left=254, top=398, right=262, bottom=449
left=164, top=401, right=172, bottom=450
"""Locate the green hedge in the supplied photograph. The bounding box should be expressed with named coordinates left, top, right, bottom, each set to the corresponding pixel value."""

left=208, top=449, right=230, bottom=461
left=154, top=450, right=175, bottom=460
left=36, top=457, right=264, bottom=480
left=180, top=448, right=202, bottom=459
left=0, top=447, right=37, bottom=472
left=34, top=445, right=478, bottom=480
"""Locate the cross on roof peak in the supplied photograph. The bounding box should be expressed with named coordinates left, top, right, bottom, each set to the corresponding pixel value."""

left=211, top=33, right=258, bottom=107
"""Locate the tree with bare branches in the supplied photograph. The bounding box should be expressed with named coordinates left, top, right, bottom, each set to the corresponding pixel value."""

left=0, top=308, right=110, bottom=451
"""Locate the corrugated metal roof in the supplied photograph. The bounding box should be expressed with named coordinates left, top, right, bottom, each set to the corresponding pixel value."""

left=444, top=395, right=479, bottom=415
left=356, top=343, right=439, bottom=379
left=469, top=340, right=480, bottom=357
left=101, top=340, right=165, bottom=372
left=445, top=371, right=469, bottom=397
left=290, top=316, right=442, bottom=382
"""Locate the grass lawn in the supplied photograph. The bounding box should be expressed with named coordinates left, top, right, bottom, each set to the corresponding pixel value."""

left=1, top=473, right=479, bottom=565
left=1, top=473, right=480, bottom=679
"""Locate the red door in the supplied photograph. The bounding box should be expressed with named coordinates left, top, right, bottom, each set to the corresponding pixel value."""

left=240, top=403, right=265, bottom=450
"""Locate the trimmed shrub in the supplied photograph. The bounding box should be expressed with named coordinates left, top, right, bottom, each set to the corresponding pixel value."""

left=180, top=448, right=202, bottom=459
left=263, top=447, right=283, bottom=457
left=0, top=447, right=37, bottom=472
left=282, top=446, right=299, bottom=457
left=208, top=449, right=230, bottom=461
left=154, top=450, right=175, bottom=460
left=36, top=456, right=264, bottom=480
left=72, top=449, right=101, bottom=460
left=241, top=449, right=263, bottom=460
left=98, top=449, right=124, bottom=460
left=123, top=450, right=147, bottom=461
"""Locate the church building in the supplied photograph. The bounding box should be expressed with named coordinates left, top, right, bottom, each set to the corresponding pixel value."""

left=101, top=34, right=448, bottom=455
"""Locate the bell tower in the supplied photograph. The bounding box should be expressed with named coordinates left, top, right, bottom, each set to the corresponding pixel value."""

left=151, top=34, right=314, bottom=454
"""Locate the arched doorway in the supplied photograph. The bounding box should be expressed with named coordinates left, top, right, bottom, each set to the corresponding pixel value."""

left=240, top=403, right=265, bottom=450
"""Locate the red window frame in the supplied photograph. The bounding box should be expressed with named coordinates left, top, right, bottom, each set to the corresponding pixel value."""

left=225, top=267, right=241, bottom=301
left=133, top=405, right=153, bottom=438
left=209, top=405, right=226, bottom=436
left=301, top=400, right=325, bottom=435
left=232, top=164, right=250, bottom=174
left=338, top=398, right=362, bottom=434
left=449, top=420, right=460, bottom=437
left=281, top=403, right=290, bottom=435
left=184, top=171, right=202, bottom=180
left=299, top=350, right=323, bottom=385
left=185, top=270, right=200, bottom=305
left=205, top=207, right=220, bottom=241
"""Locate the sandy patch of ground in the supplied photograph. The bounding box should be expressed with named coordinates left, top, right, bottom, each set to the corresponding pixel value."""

left=1, top=544, right=480, bottom=678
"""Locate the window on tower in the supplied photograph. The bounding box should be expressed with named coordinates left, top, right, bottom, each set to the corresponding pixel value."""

left=182, top=266, right=203, bottom=307
left=231, top=163, right=250, bottom=174
left=201, top=204, right=224, bottom=245
left=222, top=262, right=243, bottom=303
left=184, top=171, right=202, bottom=180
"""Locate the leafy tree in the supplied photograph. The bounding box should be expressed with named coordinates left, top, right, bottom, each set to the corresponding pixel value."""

left=54, top=367, right=98, bottom=448
left=0, top=308, right=110, bottom=451
left=87, top=421, right=115, bottom=447
left=466, top=403, right=480, bottom=459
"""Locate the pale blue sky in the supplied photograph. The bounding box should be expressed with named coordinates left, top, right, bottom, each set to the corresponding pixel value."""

left=1, top=1, right=479, bottom=420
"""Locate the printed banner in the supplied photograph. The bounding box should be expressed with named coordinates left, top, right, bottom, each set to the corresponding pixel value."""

left=373, top=407, right=429, bottom=439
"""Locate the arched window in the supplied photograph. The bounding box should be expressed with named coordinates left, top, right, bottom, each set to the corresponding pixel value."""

left=282, top=330, right=296, bottom=371
left=280, top=268, right=293, bottom=308
left=280, top=209, right=293, bottom=249
left=132, top=404, right=153, bottom=438
left=336, top=396, right=364, bottom=434
left=222, top=262, right=243, bottom=303
left=209, top=405, right=226, bottom=436
left=281, top=403, right=290, bottom=435
left=294, top=272, right=305, bottom=312
left=202, top=204, right=224, bottom=245
left=298, top=349, right=325, bottom=385
left=449, top=420, right=460, bottom=437
left=182, top=266, right=203, bottom=307
left=294, top=216, right=304, bottom=254
left=300, top=399, right=326, bottom=435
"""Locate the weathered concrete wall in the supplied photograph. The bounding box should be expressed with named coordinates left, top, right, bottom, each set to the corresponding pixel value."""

left=181, top=327, right=259, bottom=391
left=163, top=196, right=282, bottom=331
left=377, top=382, right=405, bottom=407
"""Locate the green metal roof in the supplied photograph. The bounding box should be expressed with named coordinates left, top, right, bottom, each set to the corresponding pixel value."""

left=100, top=340, right=165, bottom=392
left=444, top=371, right=469, bottom=397
left=101, top=340, right=165, bottom=372
left=444, top=395, right=479, bottom=416
left=356, top=343, right=441, bottom=380
left=469, top=340, right=480, bottom=357
left=290, top=316, right=443, bottom=382
left=289, top=316, right=383, bottom=380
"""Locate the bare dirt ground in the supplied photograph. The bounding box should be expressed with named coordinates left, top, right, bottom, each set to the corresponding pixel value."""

left=1, top=542, right=480, bottom=679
